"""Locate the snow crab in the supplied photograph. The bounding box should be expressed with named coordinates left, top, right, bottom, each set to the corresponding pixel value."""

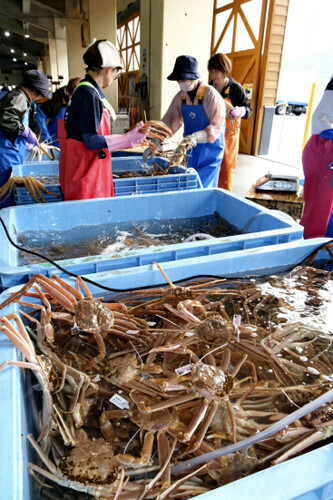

left=0, top=274, right=149, bottom=369
left=28, top=434, right=129, bottom=498
left=0, top=176, right=62, bottom=204
left=139, top=120, right=173, bottom=152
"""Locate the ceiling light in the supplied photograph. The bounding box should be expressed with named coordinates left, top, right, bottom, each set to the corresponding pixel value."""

left=23, top=53, right=27, bottom=56
left=4, top=31, right=10, bottom=37
left=13, top=58, right=17, bottom=62
left=10, top=49, right=15, bottom=53
left=24, top=62, right=28, bottom=65
left=24, top=33, right=30, bottom=38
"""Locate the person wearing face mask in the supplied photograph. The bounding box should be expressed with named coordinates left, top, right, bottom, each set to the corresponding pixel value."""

left=0, top=69, right=50, bottom=208
left=58, top=39, right=149, bottom=201
left=208, top=53, right=252, bottom=191
left=143, top=55, right=226, bottom=188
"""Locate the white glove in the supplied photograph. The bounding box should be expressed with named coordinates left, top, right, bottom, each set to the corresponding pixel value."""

left=184, top=130, right=208, bottom=148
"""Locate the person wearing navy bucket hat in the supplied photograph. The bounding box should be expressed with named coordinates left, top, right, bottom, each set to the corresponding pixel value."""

left=143, top=55, right=226, bottom=188
left=0, top=69, right=50, bottom=208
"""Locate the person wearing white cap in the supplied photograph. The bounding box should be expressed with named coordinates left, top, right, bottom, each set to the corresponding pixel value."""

left=0, top=69, right=50, bottom=208
left=58, top=39, right=148, bottom=201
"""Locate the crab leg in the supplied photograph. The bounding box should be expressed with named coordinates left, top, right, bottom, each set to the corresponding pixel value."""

left=139, top=434, right=177, bottom=498
left=157, top=463, right=208, bottom=499
left=0, top=274, right=77, bottom=312
left=181, top=400, right=219, bottom=453
left=117, top=431, right=155, bottom=468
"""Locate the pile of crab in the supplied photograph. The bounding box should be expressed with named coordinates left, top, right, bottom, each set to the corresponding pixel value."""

left=0, top=262, right=332, bottom=499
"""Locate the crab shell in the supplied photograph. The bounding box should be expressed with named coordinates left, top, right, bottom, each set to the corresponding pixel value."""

left=74, top=298, right=114, bottom=334
left=130, top=391, right=179, bottom=431
left=59, top=439, right=120, bottom=485
left=191, top=362, right=233, bottom=399
left=102, top=352, right=138, bottom=386
left=195, top=315, right=232, bottom=344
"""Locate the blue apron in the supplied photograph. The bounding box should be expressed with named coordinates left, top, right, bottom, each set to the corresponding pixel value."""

left=181, top=86, right=225, bottom=188
left=48, top=107, right=66, bottom=147
left=0, top=111, right=28, bottom=208
left=36, top=106, right=66, bottom=147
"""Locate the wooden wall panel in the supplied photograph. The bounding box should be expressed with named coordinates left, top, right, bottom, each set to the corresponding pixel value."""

left=211, top=0, right=290, bottom=155
left=252, top=0, right=290, bottom=154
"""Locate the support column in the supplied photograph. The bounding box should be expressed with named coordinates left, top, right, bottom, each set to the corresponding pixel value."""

left=65, top=0, right=85, bottom=80
left=88, top=0, right=118, bottom=110
left=140, top=0, right=214, bottom=123
left=48, top=34, right=58, bottom=82
left=42, top=54, right=51, bottom=76
left=54, top=17, right=69, bottom=84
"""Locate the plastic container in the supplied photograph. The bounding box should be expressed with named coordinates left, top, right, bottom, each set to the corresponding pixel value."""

left=0, top=189, right=305, bottom=288
left=12, top=156, right=200, bottom=204
left=0, top=238, right=332, bottom=500
left=0, top=342, right=33, bottom=500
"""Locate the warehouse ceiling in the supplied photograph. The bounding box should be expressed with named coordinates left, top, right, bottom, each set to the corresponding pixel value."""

left=0, top=0, right=65, bottom=71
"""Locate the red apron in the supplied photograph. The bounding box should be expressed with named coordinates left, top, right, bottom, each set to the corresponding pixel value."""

left=58, top=108, right=114, bottom=201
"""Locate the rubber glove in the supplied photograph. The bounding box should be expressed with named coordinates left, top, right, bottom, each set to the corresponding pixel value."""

left=142, top=137, right=162, bottom=162
left=184, top=130, right=208, bottom=148
left=21, top=126, right=40, bottom=147
left=104, top=122, right=147, bottom=152
left=230, top=106, right=246, bottom=118
left=25, top=142, right=36, bottom=152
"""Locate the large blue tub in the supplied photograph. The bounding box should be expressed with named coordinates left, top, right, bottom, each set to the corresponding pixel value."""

left=0, top=238, right=332, bottom=500
left=0, top=189, right=305, bottom=288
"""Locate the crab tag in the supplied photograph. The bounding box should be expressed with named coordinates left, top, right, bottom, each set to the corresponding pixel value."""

left=233, top=314, right=242, bottom=327
left=110, top=393, right=130, bottom=409
left=175, top=364, right=192, bottom=376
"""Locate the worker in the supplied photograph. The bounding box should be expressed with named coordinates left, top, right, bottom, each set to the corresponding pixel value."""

left=299, top=75, right=333, bottom=239
left=58, top=39, right=148, bottom=201
left=0, top=69, right=50, bottom=208
left=208, top=53, right=252, bottom=191
left=36, top=77, right=81, bottom=146
left=143, top=55, right=226, bottom=188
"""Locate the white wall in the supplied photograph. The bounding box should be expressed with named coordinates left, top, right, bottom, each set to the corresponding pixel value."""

left=159, top=0, right=214, bottom=117
left=89, top=0, right=118, bottom=110
left=140, top=0, right=214, bottom=140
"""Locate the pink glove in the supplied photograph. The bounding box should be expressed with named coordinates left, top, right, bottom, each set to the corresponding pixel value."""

left=21, top=126, right=40, bottom=147
left=104, top=122, right=147, bottom=152
left=230, top=106, right=246, bottom=118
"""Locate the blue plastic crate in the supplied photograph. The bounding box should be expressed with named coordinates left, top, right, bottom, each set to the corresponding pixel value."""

left=0, top=240, right=332, bottom=500
left=0, top=189, right=306, bottom=288
left=12, top=156, right=200, bottom=204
